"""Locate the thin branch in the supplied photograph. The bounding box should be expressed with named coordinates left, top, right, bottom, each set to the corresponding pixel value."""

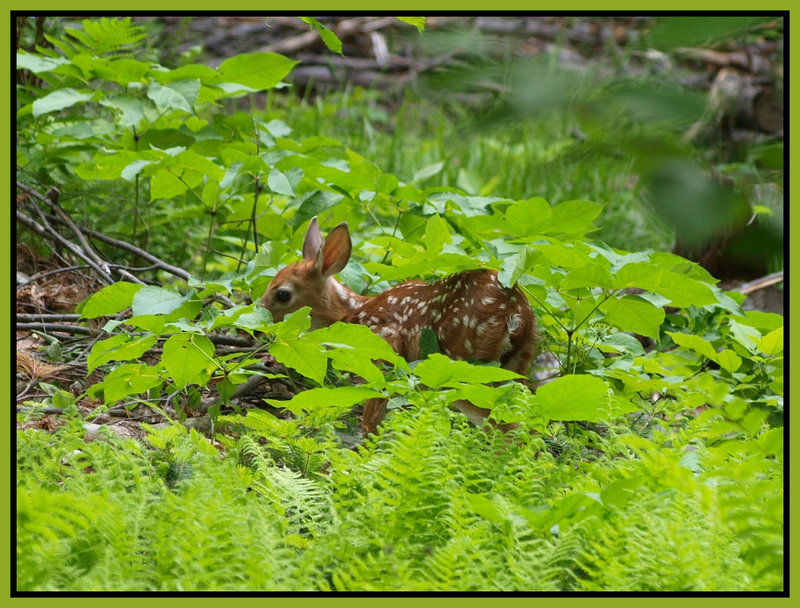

left=17, top=265, right=91, bottom=289
left=18, top=182, right=118, bottom=283
left=733, top=271, right=784, bottom=295
left=16, top=322, right=102, bottom=336
left=40, top=209, right=191, bottom=281
left=17, top=209, right=116, bottom=285
left=17, top=313, right=81, bottom=322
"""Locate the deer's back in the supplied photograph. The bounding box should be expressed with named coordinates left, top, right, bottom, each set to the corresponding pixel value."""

left=347, top=269, right=536, bottom=373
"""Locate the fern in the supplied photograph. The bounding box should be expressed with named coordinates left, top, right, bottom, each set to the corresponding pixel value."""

left=58, top=18, right=147, bottom=57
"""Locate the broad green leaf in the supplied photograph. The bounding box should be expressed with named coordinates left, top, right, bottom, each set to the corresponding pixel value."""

left=455, top=383, right=525, bottom=418
left=614, top=263, right=716, bottom=307
left=124, top=315, right=166, bottom=334
left=738, top=310, right=783, bottom=333
left=173, top=149, right=223, bottom=180
left=727, top=319, right=761, bottom=352
left=32, top=88, right=93, bottom=117
left=87, top=334, right=158, bottom=372
left=308, top=322, right=408, bottom=370
left=707, top=287, right=743, bottom=315
left=150, top=169, right=186, bottom=199
left=219, top=162, right=243, bottom=190
left=498, top=248, right=536, bottom=288
left=377, top=254, right=479, bottom=283
left=264, top=386, right=382, bottom=415
left=396, top=17, right=426, bottom=32
left=152, top=63, right=221, bottom=85
left=757, top=427, right=783, bottom=457
left=218, top=52, right=299, bottom=90
left=132, top=286, right=191, bottom=317
left=667, top=331, right=718, bottom=360
left=75, top=150, right=154, bottom=181
left=235, top=307, right=274, bottom=332
left=272, top=307, right=312, bottom=341
left=597, top=332, right=646, bottom=358
left=414, top=354, right=521, bottom=388
left=265, top=119, right=292, bottom=138
left=423, top=214, right=450, bottom=255
left=560, top=261, right=614, bottom=290
left=80, top=281, right=142, bottom=318
left=139, top=129, right=195, bottom=151
left=546, top=199, right=603, bottom=236
left=325, top=349, right=386, bottom=384
left=147, top=81, right=193, bottom=113
left=16, top=51, right=70, bottom=73
left=667, top=332, right=742, bottom=373
left=755, top=327, right=783, bottom=356
left=601, top=295, right=665, bottom=340
left=120, top=159, right=153, bottom=181
left=504, top=197, right=551, bottom=237
left=93, top=57, right=151, bottom=85
left=269, top=338, right=327, bottom=385
left=268, top=168, right=294, bottom=196
left=537, top=374, right=615, bottom=422
left=161, top=333, right=216, bottom=389
left=714, top=349, right=742, bottom=373
left=299, top=17, right=343, bottom=55
left=202, top=180, right=219, bottom=207
left=102, top=363, right=162, bottom=404
left=536, top=242, right=592, bottom=269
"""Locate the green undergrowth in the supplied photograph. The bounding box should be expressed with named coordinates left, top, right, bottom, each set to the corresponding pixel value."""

left=16, top=17, right=783, bottom=592
left=17, top=397, right=781, bottom=591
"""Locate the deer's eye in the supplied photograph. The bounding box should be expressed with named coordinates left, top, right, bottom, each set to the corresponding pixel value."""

left=275, top=288, right=292, bottom=303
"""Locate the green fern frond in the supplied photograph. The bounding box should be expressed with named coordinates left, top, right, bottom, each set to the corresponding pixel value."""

left=64, top=18, right=146, bottom=56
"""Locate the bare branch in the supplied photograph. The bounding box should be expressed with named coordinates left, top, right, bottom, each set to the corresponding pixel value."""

left=17, top=209, right=117, bottom=285
left=17, top=322, right=102, bottom=336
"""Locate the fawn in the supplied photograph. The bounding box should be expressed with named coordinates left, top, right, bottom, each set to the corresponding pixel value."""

left=261, top=217, right=537, bottom=434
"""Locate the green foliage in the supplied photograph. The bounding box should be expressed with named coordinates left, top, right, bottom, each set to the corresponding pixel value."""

left=16, top=17, right=782, bottom=592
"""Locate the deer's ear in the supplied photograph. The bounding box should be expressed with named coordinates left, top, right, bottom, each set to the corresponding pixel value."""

left=319, top=223, right=351, bottom=276
left=302, top=217, right=324, bottom=262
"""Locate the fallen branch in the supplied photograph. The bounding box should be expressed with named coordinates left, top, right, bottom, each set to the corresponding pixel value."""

left=16, top=322, right=102, bottom=337
left=40, top=211, right=189, bottom=281
left=17, top=265, right=91, bottom=289
left=17, top=209, right=118, bottom=286
left=17, top=313, right=81, bottom=322
left=732, top=270, right=783, bottom=295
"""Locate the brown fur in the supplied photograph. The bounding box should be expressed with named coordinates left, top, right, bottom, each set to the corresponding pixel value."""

left=261, top=217, right=537, bottom=435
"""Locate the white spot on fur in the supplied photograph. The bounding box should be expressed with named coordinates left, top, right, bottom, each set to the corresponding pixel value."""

left=482, top=296, right=496, bottom=306
left=506, top=313, right=521, bottom=333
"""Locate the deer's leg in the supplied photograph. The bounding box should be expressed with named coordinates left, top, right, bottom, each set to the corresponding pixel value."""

left=362, top=398, right=389, bottom=436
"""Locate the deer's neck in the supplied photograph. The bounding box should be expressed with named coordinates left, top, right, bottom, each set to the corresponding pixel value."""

left=313, top=278, right=371, bottom=329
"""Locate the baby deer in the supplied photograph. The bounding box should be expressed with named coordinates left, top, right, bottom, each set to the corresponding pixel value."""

left=261, top=217, right=537, bottom=434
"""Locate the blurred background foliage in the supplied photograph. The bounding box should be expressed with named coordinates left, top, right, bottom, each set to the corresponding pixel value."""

left=17, top=15, right=784, bottom=281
